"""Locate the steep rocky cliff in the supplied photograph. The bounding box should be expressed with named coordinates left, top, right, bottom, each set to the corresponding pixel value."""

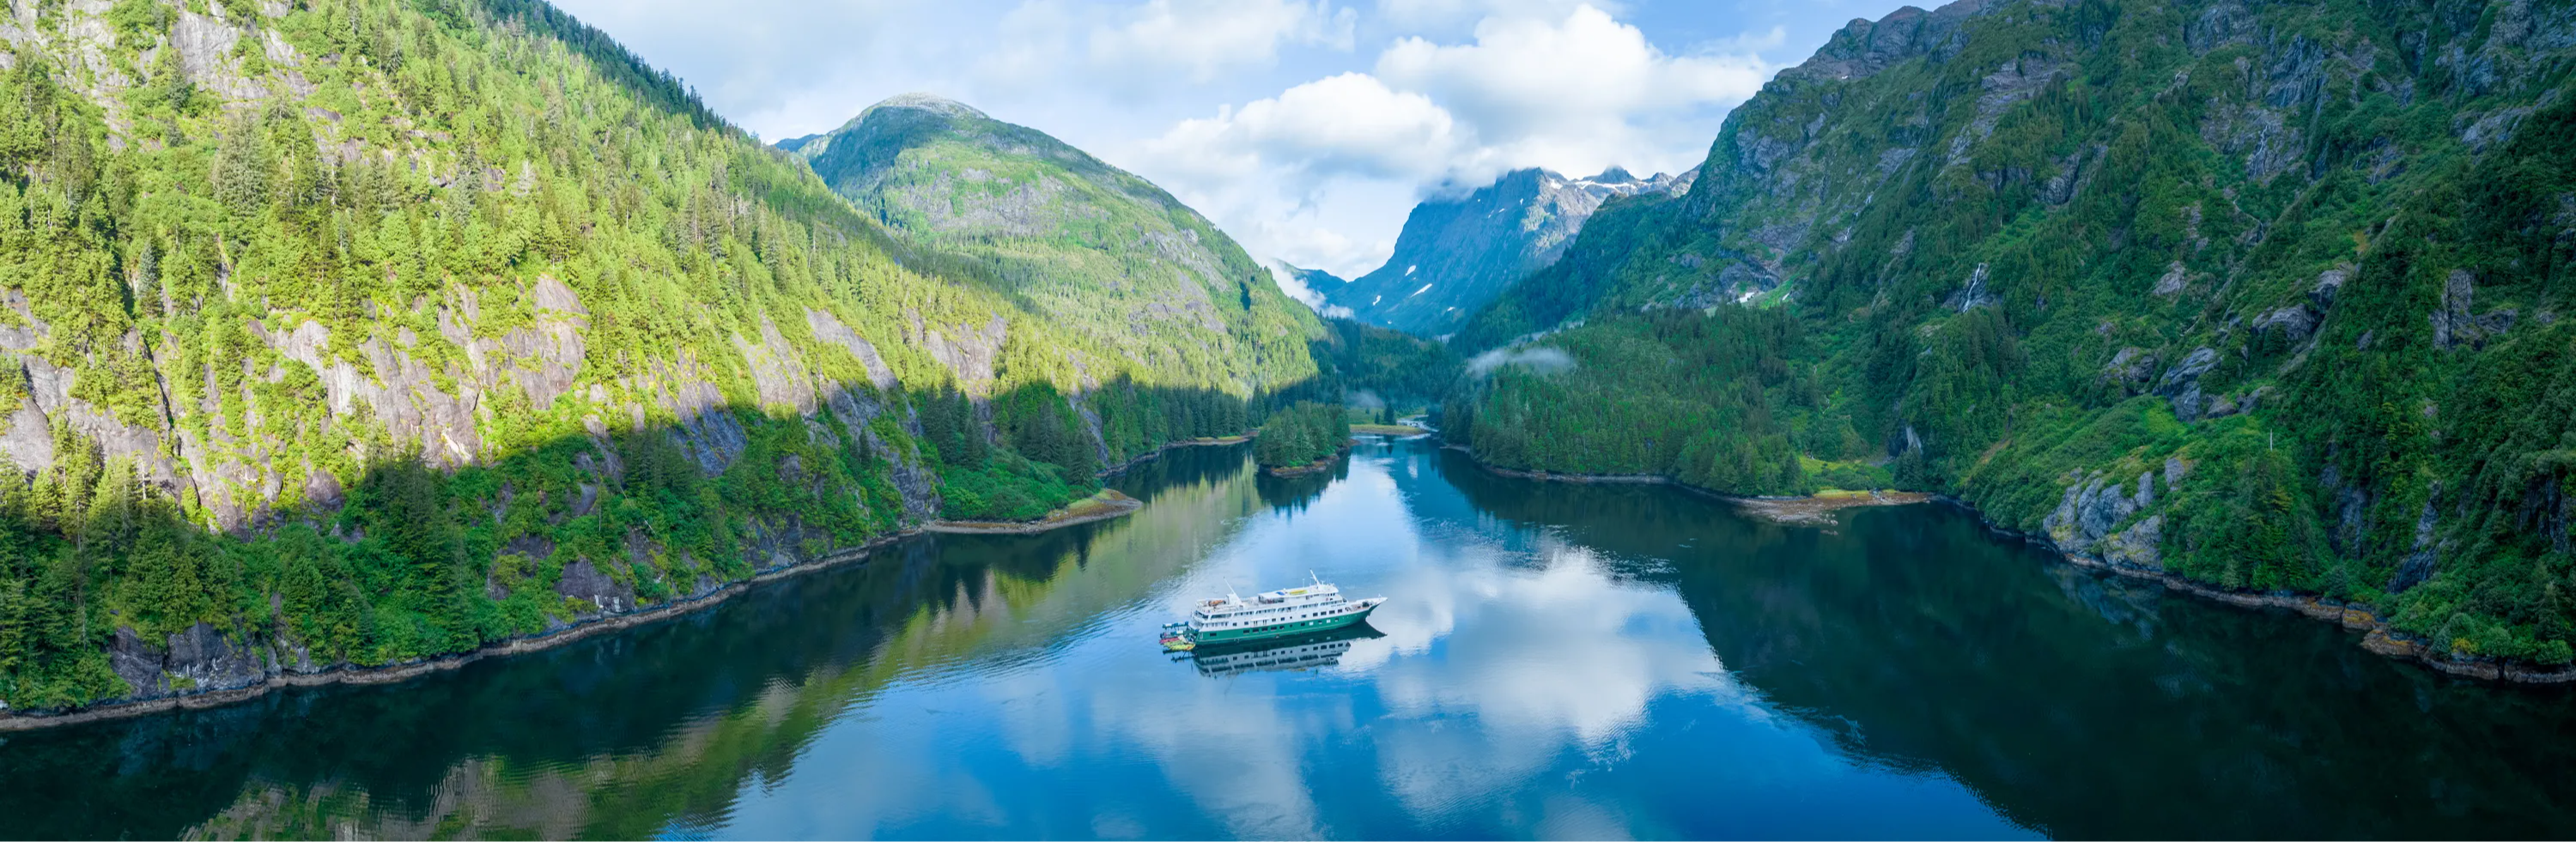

left=0, top=0, right=1308, bottom=716
left=1449, top=0, right=2576, bottom=666
left=1327, top=167, right=1690, bottom=336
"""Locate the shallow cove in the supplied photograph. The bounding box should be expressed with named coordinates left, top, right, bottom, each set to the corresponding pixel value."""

left=8, top=439, right=2576, bottom=839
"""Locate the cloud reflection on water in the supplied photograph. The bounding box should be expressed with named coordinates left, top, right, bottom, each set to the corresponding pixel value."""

left=1074, top=451, right=1748, bottom=833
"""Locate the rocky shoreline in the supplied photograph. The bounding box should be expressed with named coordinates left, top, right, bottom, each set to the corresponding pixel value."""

left=0, top=435, right=1258, bottom=731
left=0, top=528, right=920, bottom=731
left=1960, top=500, right=2576, bottom=685
left=1262, top=443, right=1352, bottom=476
left=1458, top=449, right=1929, bottom=524
left=1449, top=443, right=2576, bottom=685
left=925, top=490, right=1144, bottom=535
left=1731, top=491, right=1935, bottom=525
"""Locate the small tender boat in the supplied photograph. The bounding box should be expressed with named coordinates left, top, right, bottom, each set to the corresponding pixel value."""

left=1160, top=573, right=1384, bottom=650
left=1159, top=622, right=1197, bottom=651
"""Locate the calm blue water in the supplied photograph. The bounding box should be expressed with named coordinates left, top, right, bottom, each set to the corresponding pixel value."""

left=703, top=443, right=2023, bottom=839
left=10, top=439, right=2576, bottom=839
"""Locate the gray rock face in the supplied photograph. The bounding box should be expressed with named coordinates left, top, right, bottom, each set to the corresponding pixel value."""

left=2251, top=303, right=2317, bottom=343
left=677, top=409, right=748, bottom=477
left=738, top=317, right=819, bottom=415
left=2172, top=383, right=2212, bottom=421
left=2427, top=268, right=2514, bottom=349
left=0, top=400, right=53, bottom=474
left=0, top=291, right=46, bottom=352
left=106, top=622, right=271, bottom=703
left=2477, top=308, right=2518, bottom=336
left=556, top=559, right=637, bottom=616
left=2101, top=347, right=2157, bottom=394
left=2154, top=346, right=2221, bottom=416
left=882, top=415, right=941, bottom=523
left=2433, top=268, right=2477, bottom=348
left=171, top=10, right=267, bottom=101
left=303, top=467, right=343, bottom=512
left=914, top=312, right=1006, bottom=392
left=2309, top=266, right=2350, bottom=309
left=2101, top=514, right=2165, bottom=570
left=2045, top=469, right=2160, bottom=554
left=21, top=356, right=183, bottom=491
left=2153, top=261, right=2190, bottom=296
left=2391, top=495, right=2445, bottom=592
left=806, top=308, right=899, bottom=391
left=2319, top=463, right=2371, bottom=558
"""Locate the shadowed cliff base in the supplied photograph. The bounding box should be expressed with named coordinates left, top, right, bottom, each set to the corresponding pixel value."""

left=0, top=443, right=1267, bottom=840
left=0, top=372, right=1299, bottom=726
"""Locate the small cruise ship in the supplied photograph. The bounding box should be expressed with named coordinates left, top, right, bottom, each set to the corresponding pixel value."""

left=1161, top=575, right=1384, bottom=650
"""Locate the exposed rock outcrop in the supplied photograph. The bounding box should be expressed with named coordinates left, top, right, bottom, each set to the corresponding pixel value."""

left=2154, top=347, right=2221, bottom=421
left=2100, top=347, right=2157, bottom=394
left=2045, top=469, right=2159, bottom=555
left=106, top=623, right=273, bottom=703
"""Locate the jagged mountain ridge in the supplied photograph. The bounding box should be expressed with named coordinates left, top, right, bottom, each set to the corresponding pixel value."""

left=782, top=93, right=1321, bottom=397
left=1326, top=166, right=1691, bottom=336
left=1446, top=0, right=2576, bottom=667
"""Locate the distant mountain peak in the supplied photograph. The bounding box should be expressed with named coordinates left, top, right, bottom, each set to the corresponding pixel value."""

left=1321, top=165, right=1694, bottom=335
left=862, top=92, right=990, bottom=122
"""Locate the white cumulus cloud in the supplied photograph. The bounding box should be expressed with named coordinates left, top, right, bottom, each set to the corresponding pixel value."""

left=1089, top=0, right=1358, bottom=82
left=1130, top=3, right=1775, bottom=276
left=550, top=0, right=1824, bottom=282
left=1147, top=72, right=1474, bottom=184
left=1376, top=4, right=1771, bottom=175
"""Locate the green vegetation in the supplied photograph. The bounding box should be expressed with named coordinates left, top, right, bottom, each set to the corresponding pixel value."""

left=1252, top=403, right=1348, bottom=470
left=1304, top=317, right=1460, bottom=409
left=1446, top=310, right=1815, bottom=494
left=784, top=94, right=1323, bottom=403
left=0, top=0, right=1315, bottom=711
left=1447, top=0, right=2576, bottom=662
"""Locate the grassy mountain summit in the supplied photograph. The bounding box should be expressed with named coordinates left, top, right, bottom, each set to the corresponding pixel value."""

left=782, top=93, right=1322, bottom=398
left=1448, top=0, right=2576, bottom=665
left=1328, top=167, right=1691, bottom=336
left=0, top=0, right=1309, bottom=714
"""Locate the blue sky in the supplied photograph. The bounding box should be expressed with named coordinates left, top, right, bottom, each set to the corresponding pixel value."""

left=550, top=0, right=1923, bottom=279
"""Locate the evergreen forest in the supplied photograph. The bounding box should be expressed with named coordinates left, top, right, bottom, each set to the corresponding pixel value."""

left=1443, top=0, right=2576, bottom=666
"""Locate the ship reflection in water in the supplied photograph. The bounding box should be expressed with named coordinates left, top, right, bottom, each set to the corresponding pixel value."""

left=1182, top=623, right=1386, bottom=678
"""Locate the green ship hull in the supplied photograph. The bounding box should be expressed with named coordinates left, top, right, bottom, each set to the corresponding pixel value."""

left=1191, top=603, right=1380, bottom=644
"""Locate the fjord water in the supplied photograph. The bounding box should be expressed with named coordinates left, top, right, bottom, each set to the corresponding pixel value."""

left=10, top=440, right=2576, bottom=839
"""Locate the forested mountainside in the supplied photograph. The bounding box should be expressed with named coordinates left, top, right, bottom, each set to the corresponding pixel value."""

left=1326, top=167, right=1690, bottom=336
left=778, top=93, right=1322, bottom=399
left=1305, top=316, right=1458, bottom=411
left=1448, top=0, right=2576, bottom=664
left=0, top=0, right=1312, bottom=713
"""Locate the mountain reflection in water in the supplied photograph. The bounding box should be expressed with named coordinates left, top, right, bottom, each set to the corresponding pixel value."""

left=3, top=439, right=2575, bottom=839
